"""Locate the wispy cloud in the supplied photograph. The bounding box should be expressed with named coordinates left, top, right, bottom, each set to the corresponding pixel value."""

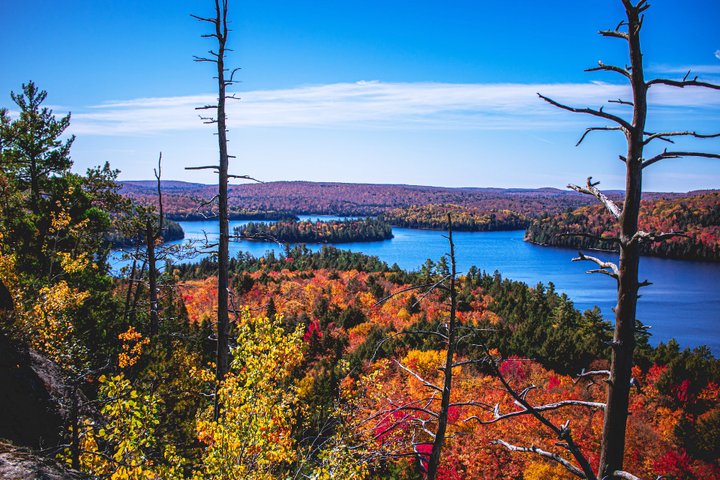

left=715, top=50, right=720, bottom=61
left=68, top=81, right=720, bottom=136
left=648, top=63, right=720, bottom=75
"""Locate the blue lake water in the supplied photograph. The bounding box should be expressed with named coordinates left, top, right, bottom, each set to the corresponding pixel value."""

left=110, top=216, right=720, bottom=354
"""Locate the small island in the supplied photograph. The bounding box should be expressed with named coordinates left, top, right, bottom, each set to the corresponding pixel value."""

left=234, top=218, right=393, bottom=243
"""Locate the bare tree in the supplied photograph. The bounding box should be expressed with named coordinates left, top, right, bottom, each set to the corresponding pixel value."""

left=365, top=214, right=461, bottom=480
left=424, top=214, right=458, bottom=479
left=188, top=0, right=240, bottom=419
left=146, top=153, right=163, bottom=337
left=538, top=1, right=719, bottom=477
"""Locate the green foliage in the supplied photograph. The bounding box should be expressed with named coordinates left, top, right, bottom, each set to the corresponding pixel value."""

left=236, top=217, right=394, bottom=244
left=0, top=81, right=73, bottom=216
left=177, top=245, right=390, bottom=280
left=106, top=217, right=184, bottom=247
left=478, top=276, right=613, bottom=374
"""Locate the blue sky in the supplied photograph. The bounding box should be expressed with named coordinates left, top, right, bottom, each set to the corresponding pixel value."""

left=1, top=0, right=719, bottom=191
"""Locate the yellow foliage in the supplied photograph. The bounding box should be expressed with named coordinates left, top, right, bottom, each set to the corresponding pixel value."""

left=402, top=349, right=447, bottom=379
left=28, top=281, right=89, bottom=369
left=196, top=309, right=305, bottom=479
left=117, top=326, right=150, bottom=369
left=67, top=374, right=169, bottom=480
left=523, top=460, right=576, bottom=480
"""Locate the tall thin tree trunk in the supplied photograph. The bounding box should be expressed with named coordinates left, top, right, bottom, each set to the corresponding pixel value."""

left=130, top=259, right=147, bottom=324
left=123, top=253, right=138, bottom=321
left=146, top=220, right=159, bottom=337
left=598, top=5, right=646, bottom=476
left=213, top=0, right=231, bottom=420
left=147, top=153, right=164, bottom=337
left=426, top=214, right=457, bottom=480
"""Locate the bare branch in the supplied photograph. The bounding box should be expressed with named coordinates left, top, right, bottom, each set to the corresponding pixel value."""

left=630, top=230, right=687, bottom=246
left=575, top=369, right=611, bottom=382
left=647, top=78, right=720, bottom=90
left=608, top=99, right=633, bottom=107
left=492, top=440, right=585, bottom=478
left=466, top=400, right=604, bottom=425
left=482, top=349, right=597, bottom=479
left=227, top=174, right=264, bottom=183
left=538, top=93, right=632, bottom=132
left=643, top=130, right=720, bottom=145
left=394, top=360, right=443, bottom=394
left=373, top=283, right=441, bottom=308
left=576, top=126, right=624, bottom=146
left=642, top=150, right=720, bottom=169
left=190, top=13, right=219, bottom=24
left=568, top=177, right=622, bottom=219
left=585, top=61, right=631, bottom=80
left=610, top=471, right=643, bottom=480
left=185, top=165, right=221, bottom=171
left=599, top=29, right=629, bottom=41
left=199, top=115, right=218, bottom=124
left=572, top=252, right=620, bottom=279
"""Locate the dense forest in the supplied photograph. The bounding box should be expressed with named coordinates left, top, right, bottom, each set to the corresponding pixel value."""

left=235, top=218, right=394, bottom=243
left=2, top=0, right=720, bottom=478
left=525, top=193, right=720, bottom=261
left=2, top=84, right=719, bottom=480
left=381, top=204, right=529, bottom=231
left=120, top=180, right=702, bottom=219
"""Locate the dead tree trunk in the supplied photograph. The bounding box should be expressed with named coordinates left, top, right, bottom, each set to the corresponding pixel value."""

left=145, top=219, right=159, bottom=336
left=425, top=214, right=457, bottom=480
left=146, top=153, right=164, bottom=337
left=540, top=1, right=719, bottom=477
left=598, top=4, right=646, bottom=475
left=214, top=1, right=231, bottom=396
left=190, top=0, right=238, bottom=420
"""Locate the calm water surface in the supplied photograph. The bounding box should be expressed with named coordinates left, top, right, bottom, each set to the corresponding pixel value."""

left=111, top=216, right=720, bottom=354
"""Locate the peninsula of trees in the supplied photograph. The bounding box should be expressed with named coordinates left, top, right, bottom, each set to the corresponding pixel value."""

left=106, top=218, right=185, bottom=247
left=525, top=192, right=720, bottom=261
left=381, top=204, right=529, bottom=231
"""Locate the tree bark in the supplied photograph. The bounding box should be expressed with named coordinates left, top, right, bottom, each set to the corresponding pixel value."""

left=213, top=0, right=231, bottom=420
left=426, top=214, right=457, bottom=480
left=146, top=220, right=159, bottom=337
left=599, top=2, right=646, bottom=476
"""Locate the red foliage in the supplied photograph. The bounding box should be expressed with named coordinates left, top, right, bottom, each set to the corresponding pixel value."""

left=675, top=379, right=696, bottom=406
left=303, top=319, right=323, bottom=343
left=498, top=356, right=528, bottom=383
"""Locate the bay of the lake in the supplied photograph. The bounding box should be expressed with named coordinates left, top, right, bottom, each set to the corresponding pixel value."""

left=110, top=216, right=720, bottom=354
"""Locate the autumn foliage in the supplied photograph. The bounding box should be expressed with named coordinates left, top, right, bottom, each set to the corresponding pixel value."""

left=525, top=192, right=720, bottom=261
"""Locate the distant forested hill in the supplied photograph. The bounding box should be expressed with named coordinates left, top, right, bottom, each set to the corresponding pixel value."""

left=381, top=204, right=530, bottom=231
left=120, top=180, right=702, bottom=219
left=525, top=192, right=720, bottom=261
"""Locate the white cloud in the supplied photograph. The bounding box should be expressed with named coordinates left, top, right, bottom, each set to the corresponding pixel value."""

left=68, top=81, right=720, bottom=136
left=715, top=50, right=720, bottom=60
left=648, top=63, right=720, bottom=75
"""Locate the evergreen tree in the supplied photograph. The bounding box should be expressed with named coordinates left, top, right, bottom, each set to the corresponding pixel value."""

left=1, top=82, right=73, bottom=216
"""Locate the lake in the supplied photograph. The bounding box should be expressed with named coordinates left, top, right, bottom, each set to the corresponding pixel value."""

left=111, top=216, right=720, bottom=354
